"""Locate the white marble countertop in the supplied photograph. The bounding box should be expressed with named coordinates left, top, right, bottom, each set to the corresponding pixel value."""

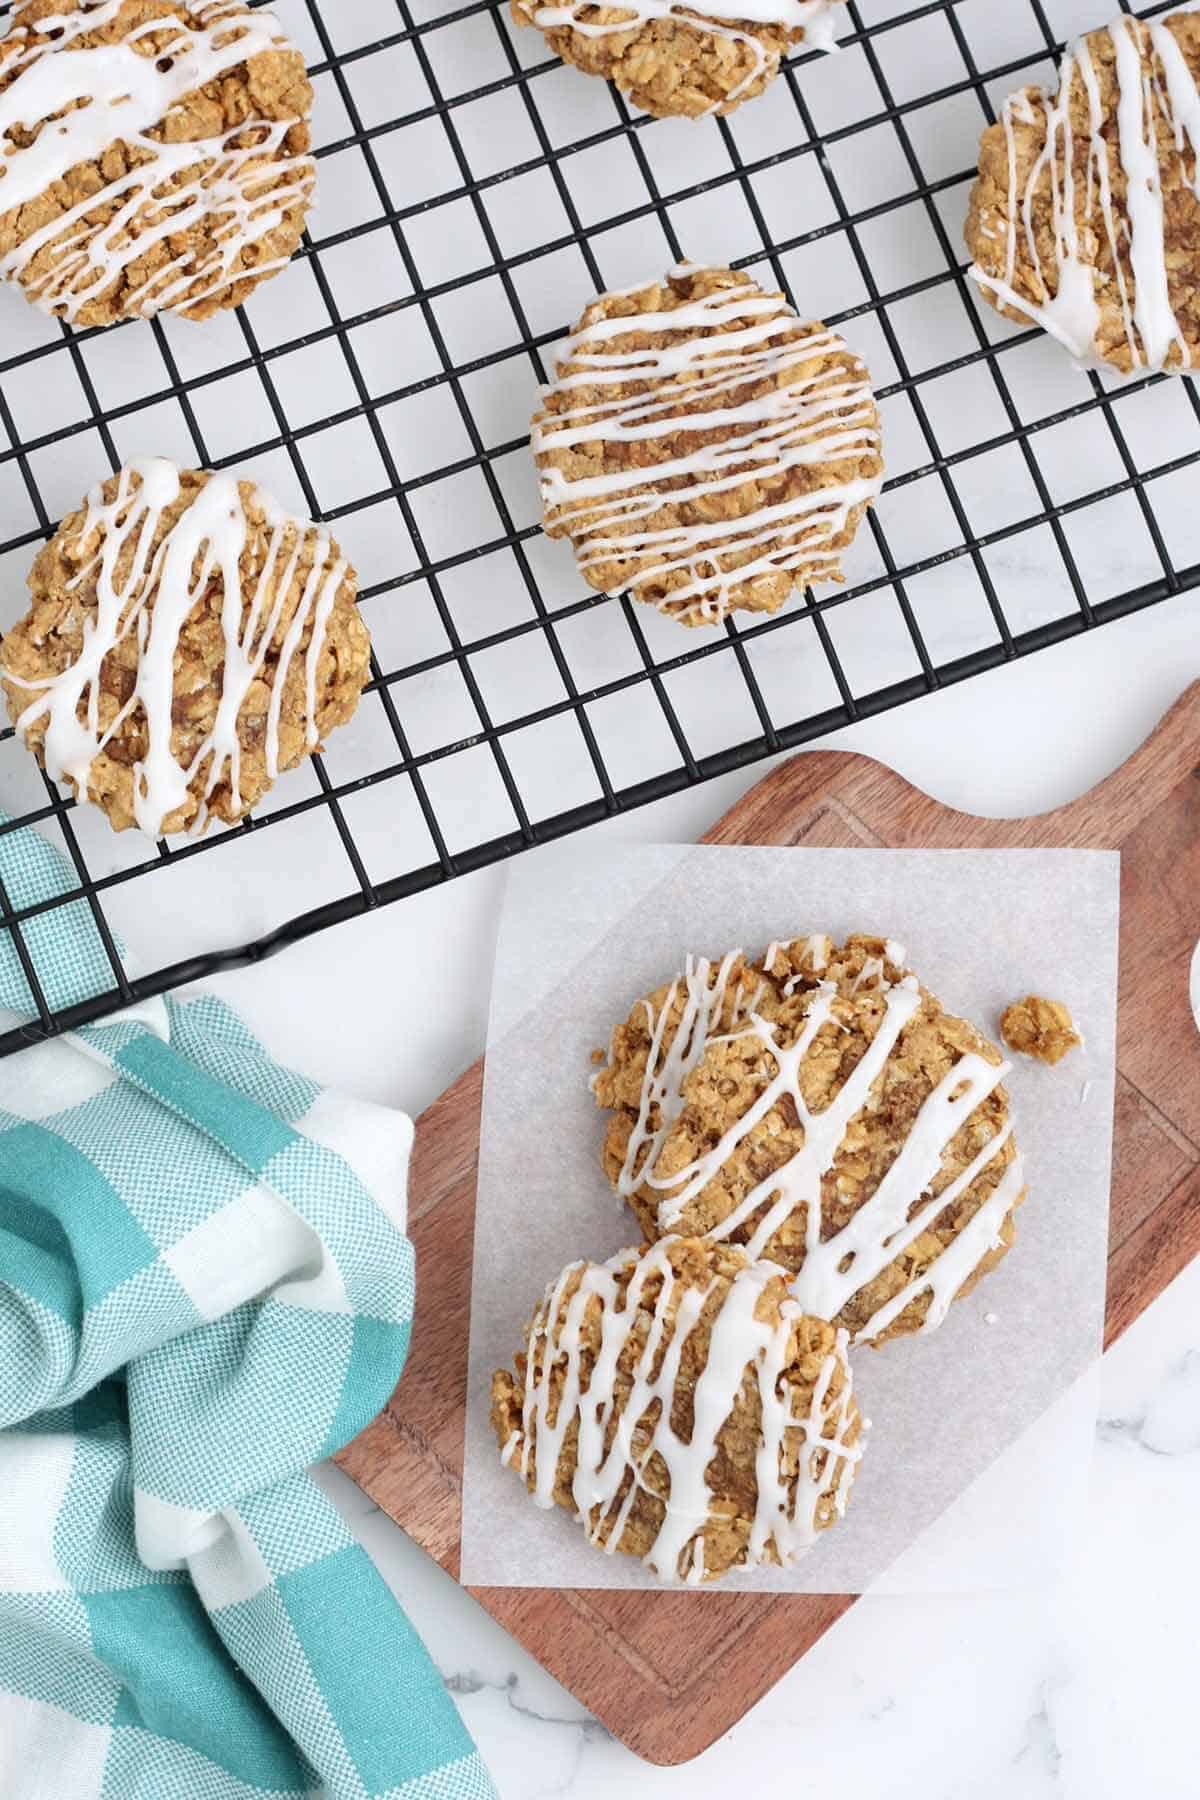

left=169, top=599, right=1200, bottom=1800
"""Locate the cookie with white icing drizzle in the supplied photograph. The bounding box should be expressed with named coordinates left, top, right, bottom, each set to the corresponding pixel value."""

left=966, top=9, right=1200, bottom=373
left=0, top=0, right=315, bottom=326
left=0, top=459, right=370, bottom=838
left=509, top=0, right=843, bottom=119
left=532, top=264, right=883, bottom=627
left=594, top=935, right=1025, bottom=1344
left=491, top=1236, right=863, bottom=1585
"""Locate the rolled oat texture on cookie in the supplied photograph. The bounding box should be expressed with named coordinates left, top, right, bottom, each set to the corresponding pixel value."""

left=966, top=8, right=1200, bottom=372
left=491, top=1236, right=864, bottom=1585
left=0, top=459, right=371, bottom=839
left=531, top=263, right=883, bottom=627
left=593, top=933, right=1026, bottom=1343
left=0, top=0, right=315, bottom=325
left=509, top=0, right=845, bottom=120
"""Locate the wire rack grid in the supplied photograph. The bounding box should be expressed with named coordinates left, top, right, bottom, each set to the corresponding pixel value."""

left=0, top=0, right=1193, bottom=1055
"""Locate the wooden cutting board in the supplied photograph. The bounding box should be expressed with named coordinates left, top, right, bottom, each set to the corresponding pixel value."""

left=338, top=681, right=1200, bottom=1765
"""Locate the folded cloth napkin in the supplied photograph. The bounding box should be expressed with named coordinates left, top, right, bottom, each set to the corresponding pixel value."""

left=0, top=819, right=496, bottom=1800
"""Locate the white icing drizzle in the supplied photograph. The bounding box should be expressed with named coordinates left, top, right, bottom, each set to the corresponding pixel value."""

left=2, top=457, right=348, bottom=839
left=514, top=1239, right=861, bottom=1583
left=0, top=0, right=314, bottom=322
left=609, top=950, right=1021, bottom=1341
left=606, top=942, right=851, bottom=1190
left=594, top=949, right=744, bottom=1179
left=535, top=266, right=881, bottom=624
left=1190, top=938, right=1200, bottom=1037
left=524, top=0, right=840, bottom=116
left=850, top=957, right=884, bottom=993
left=970, top=12, right=1200, bottom=370
left=764, top=932, right=834, bottom=994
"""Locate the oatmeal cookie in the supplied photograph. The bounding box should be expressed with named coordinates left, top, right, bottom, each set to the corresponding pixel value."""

left=531, top=264, right=882, bottom=627
left=966, top=10, right=1200, bottom=373
left=594, top=935, right=1025, bottom=1343
left=0, top=0, right=315, bottom=325
left=509, top=0, right=843, bottom=120
left=1000, top=995, right=1081, bottom=1066
left=491, top=1236, right=863, bottom=1584
left=0, top=458, right=370, bottom=838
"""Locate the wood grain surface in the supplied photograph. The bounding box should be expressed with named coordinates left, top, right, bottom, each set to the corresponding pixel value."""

left=338, top=680, right=1200, bottom=1765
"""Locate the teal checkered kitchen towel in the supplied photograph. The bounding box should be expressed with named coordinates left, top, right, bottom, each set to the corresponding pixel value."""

left=0, top=818, right=496, bottom=1800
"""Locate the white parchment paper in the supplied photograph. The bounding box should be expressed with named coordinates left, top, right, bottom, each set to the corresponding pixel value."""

left=460, top=843, right=1120, bottom=1593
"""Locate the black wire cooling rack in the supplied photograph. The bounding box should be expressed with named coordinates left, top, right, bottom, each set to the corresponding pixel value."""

left=0, top=0, right=1194, bottom=1053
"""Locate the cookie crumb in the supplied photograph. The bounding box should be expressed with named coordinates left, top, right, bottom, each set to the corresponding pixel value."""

left=590, top=1048, right=606, bottom=1066
left=1000, top=996, right=1081, bottom=1066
